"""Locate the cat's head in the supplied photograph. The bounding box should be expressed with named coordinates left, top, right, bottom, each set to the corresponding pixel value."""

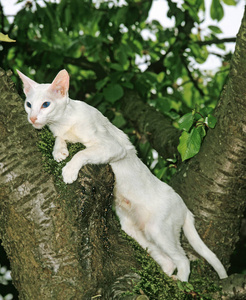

left=17, top=69, right=70, bottom=129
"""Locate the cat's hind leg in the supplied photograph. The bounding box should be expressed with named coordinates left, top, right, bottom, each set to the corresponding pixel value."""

left=117, top=206, right=176, bottom=277
left=144, top=220, right=190, bottom=282
left=122, top=221, right=176, bottom=276
left=148, top=247, right=176, bottom=276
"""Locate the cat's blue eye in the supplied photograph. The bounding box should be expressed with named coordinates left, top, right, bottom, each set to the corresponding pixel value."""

left=26, top=102, right=31, bottom=108
left=42, top=101, right=51, bottom=108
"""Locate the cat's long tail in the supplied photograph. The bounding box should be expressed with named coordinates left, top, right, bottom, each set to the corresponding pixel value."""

left=183, top=210, right=228, bottom=279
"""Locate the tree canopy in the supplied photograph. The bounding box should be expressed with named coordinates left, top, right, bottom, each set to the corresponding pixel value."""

left=0, top=0, right=238, bottom=176
left=0, top=0, right=245, bottom=299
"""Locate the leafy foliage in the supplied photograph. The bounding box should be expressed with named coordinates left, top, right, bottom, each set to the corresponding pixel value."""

left=6, top=0, right=233, bottom=177
left=1, top=0, right=233, bottom=173
left=177, top=110, right=217, bottom=161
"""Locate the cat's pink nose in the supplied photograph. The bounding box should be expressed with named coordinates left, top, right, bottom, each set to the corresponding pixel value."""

left=30, top=116, right=37, bottom=124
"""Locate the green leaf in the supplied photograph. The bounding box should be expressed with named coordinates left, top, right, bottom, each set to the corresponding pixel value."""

left=103, top=84, right=124, bottom=103
left=184, top=0, right=198, bottom=5
left=155, top=168, right=166, bottom=180
left=182, top=3, right=200, bottom=23
left=205, top=114, right=217, bottom=128
left=110, top=63, right=124, bottom=71
left=178, top=112, right=194, bottom=131
left=216, top=43, right=226, bottom=50
left=112, top=113, right=126, bottom=128
left=210, top=0, right=224, bottom=21
left=121, top=82, right=134, bottom=89
left=113, top=6, right=128, bottom=27
left=178, top=127, right=202, bottom=161
left=196, top=124, right=207, bottom=139
left=222, top=0, right=236, bottom=5
left=115, top=44, right=131, bottom=69
left=65, top=6, right=71, bottom=28
left=177, top=281, right=184, bottom=290
left=157, top=72, right=165, bottom=83
left=96, top=77, right=109, bottom=90
left=208, top=25, right=223, bottom=34
left=190, top=44, right=209, bottom=64
left=184, top=282, right=194, bottom=291
left=199, top=106, right=214, bottom=116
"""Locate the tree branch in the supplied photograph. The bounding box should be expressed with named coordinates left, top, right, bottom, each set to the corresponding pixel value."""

left=121, top=90, right=181, bottom=160
left=180, top=55, right=205, bottom=97
left=146, top=44, right=173, bottom=74
left=195, top=37, right=236, bottom=46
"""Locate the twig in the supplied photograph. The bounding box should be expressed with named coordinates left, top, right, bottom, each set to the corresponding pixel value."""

left=195, top=37, right=236, bottom=46
left=181, top=56, right=205, bottom=97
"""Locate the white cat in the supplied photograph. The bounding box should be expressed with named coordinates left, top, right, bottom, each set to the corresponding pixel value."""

left=17, top=69, right=227, bottom=282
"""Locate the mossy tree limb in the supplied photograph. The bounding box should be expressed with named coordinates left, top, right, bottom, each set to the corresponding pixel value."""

left=0, top=69, right=143, bottom=299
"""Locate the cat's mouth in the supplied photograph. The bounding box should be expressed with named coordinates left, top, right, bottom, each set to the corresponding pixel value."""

left=32, top=122, right=44, bottom=129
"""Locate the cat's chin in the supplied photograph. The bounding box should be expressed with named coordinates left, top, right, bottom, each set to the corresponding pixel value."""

left=32, top=123, right=44, bottom=129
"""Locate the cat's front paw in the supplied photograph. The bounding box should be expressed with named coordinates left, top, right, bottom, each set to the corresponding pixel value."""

left=62, top=162, right=79, bottom=184
left=53, top=148, right=69, bottom=162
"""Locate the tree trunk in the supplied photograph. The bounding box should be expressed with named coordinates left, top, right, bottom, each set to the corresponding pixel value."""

left=170, top=10, right=246, bottom=298
left=0, top=69, right=145, bottom=299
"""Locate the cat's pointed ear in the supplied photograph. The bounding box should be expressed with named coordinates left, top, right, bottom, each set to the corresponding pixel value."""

left=49, top=69, right=69, bottom=98
left=17, top=70, right=38, bottom=96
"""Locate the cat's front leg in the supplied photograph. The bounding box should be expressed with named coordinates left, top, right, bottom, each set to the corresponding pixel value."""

left=52, top=136, right=69, bottom=162
left=62, top=160, right=80, bottom=184
left=62, top=149, right=90, bottom=184
left=62, top=143, right=125, bottom=184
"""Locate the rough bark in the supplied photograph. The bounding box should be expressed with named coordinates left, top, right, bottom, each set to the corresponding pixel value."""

left=0, top=69, right=145, bottom=299
left=170, top=9, right=246, bottom=288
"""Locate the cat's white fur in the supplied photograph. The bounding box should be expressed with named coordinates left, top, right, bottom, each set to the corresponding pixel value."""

left=17, top=69, right=227, bottom=282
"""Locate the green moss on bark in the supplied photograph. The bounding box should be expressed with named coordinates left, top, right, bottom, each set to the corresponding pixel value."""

left=121, top=232, right=223, bottom=300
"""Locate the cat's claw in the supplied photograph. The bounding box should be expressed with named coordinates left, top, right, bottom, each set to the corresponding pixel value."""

left=62, top=163, right=79, bottom=184
left=53, top=148, right=69, bottom=162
